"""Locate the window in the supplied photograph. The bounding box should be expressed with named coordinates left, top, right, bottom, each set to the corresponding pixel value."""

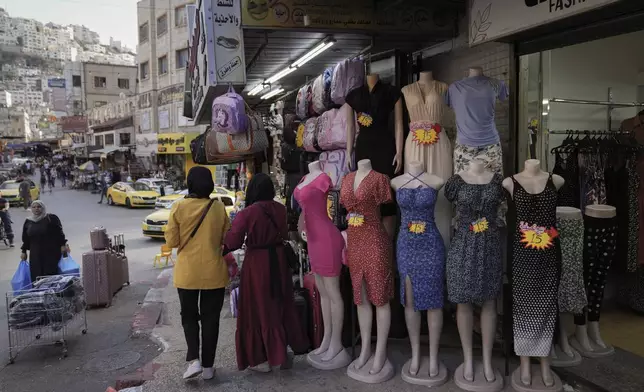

left=94, top=76, right=106, bottom=88
left=72, top=75, right=81, bottom=87
left=138, top=22, right=149, bottom=43
left=73, top=100, right=82, bottom=110
left=157, top=14, right=168, bottom=37
left=118, top=78, right=130, bottom=89
left=120, top=133, right=131, bottom=145
left=104, top=134, right=115, bottom=146
left=175, top=48, right=189, bottom=69
left=158, top=55, right=168, bottom=75
left=94, top=135, right=103, bottom=147
left=94, top=101, right=107, bottom=107
left=175, top=6, right=187, bottom=27
left=140, top=61, right=149, bottom=79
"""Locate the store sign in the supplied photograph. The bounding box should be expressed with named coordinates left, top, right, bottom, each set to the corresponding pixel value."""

left=157, top=132, right=200, bottom=154
left=469, top=0, right=620, bottom=45
left=240, top=0, right=456, bottom=32
left=158, top=84, right=184, bottom=106
left=47, top=78, right=66, bottom=88
left=135, top=133, right=158, bottom=156
left=60, top=116, right=88, bottom=132
left=187, top=0, right=246, bottom=124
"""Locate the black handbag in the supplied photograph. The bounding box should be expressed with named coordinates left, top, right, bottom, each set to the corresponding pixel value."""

left=259, top=206, right=300, bottom=274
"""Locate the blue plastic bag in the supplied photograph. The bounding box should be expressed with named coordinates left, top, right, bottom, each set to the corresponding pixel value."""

left=11, top=260, right=32, bottom=295
left=58, top=255, right=80, bottom=276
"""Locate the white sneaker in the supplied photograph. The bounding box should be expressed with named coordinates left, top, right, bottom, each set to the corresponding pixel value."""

left=183, top=360, right=203, bottom=379
left=249, top=362, right=271, bottom=373
left=202, top=367, right=215, bottom=380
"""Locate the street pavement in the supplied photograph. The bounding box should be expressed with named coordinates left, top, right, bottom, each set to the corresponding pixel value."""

left=0, top=183, right=166, bottom=391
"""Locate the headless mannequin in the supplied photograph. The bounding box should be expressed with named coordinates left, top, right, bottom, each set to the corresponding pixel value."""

left=391, top=161, right=447, bottom=385
left=572, top=204, right=617, bottom=356
left=417, top=71, right=434, bottom=89
left=345, top=74, right=404, bottom=239
left=454, top=159, right=502, bottom=390
left=469, top=66, right=484, bottom=77
left=301, top=162, right=352, bottom=369
left=503, top=160, right=564, bottom=389
left=550, top=206, right=583, bottom=367
left=347, top=159, right=394, bottom=381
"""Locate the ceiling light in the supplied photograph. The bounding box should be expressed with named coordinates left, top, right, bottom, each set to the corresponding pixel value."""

left=248, top=84, right=266, bottom=96
left=291, top=42, right=328, bottom=67
left=293, top=42, right=334, bottom=68
left=266, top=67, right=297, bottom=84
left=261, top=88, right=284, bottom=100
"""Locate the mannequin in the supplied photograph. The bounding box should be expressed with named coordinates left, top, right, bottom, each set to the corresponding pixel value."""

left=345, top=73, right=404, bottom=238
left=549, top=206, right=584, bottom=368
left=297, top=162, right=352, bottom=370
left=446, top=159, right=503, bottom=392
left=571, top=204, right=617, bottom=358
left=392, top=161, right=447, bottom=386
left=340, top=159, right=394, bottom=383
left=401, top=71, right=452, bottom=247
left=504, top=160, right=564, bottom=392
left=469, top=66, right=483, bottom=77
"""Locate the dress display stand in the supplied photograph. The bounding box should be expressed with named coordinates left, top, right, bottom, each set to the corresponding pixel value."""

left=391, top=161, right=448, bottom=387
left=504, top=160, right=564, bottom=392
left=570, top=205, right=617, bottom=359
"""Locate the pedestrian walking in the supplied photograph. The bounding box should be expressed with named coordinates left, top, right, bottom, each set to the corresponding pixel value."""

left=18, top=177, right=31, bottom=210
left=223, top=173, right=309, bottom=372
left=20, top=201, right=68, bottom=282
left=97, top=175, right=107, bottom=204
left=0, top=196, right=14, bottom=247
left=165, top=167, right=236, bottom=380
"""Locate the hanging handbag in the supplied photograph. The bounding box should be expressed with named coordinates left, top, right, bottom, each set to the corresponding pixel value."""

left=259, top=206, right=299, bottom=274
left=205, top=120, right=269, bottom=161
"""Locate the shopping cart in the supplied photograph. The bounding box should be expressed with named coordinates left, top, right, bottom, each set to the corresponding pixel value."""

left=5, top=274, right=88, bottom=364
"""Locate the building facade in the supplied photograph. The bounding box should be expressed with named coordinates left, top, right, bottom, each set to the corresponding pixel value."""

left=79, top=62, right=138, bottom=111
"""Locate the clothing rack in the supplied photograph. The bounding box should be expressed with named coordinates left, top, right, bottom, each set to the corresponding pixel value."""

left=546, top=129, right=632, bottom=167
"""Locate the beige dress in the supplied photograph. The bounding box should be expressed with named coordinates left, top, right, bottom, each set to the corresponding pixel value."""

left=402, top=81, right=453, bottom=247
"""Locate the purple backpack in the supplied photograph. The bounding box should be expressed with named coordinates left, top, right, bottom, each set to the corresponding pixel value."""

left=212, top=85, right=247, bottom=134
left=330, top=58, right=365, bottom=105
left=320, top=149, right=352, bottom=189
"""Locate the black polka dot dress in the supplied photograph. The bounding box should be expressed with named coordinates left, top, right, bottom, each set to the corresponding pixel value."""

left=507, top=175, right=561, bottom=357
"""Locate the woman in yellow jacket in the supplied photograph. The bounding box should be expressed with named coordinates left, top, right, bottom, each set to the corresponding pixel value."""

left=165, top=166, right=232, bottom=381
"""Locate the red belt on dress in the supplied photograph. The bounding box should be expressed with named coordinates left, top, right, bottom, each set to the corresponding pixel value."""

left=409, top=121, right=442, bottom=146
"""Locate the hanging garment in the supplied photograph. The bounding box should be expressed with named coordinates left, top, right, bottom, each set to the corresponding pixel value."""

left=507, top=174, right=561, bottom=357
left=396, top=178, right=445, bottom=311
left=445, top=173, right=503, bottom=305
left=556, top=215, right=587, bottom=315
left=638, top=158, right=644, bottom=267
left=453, top=141, right=503, bottom=174
left=574, top=215, right=618, bottom=325
left=402, top=81, right=453, bottom=247
left=552, top=151, right=581, bottom=208
left=340, top=170, right=394, bottom=307
left=294, top=174, right=344, bottom=277
left=627, top=159, right=640, bottom=273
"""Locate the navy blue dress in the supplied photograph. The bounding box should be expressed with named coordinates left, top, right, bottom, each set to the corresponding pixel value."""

left=396, top=185, right=445, bottom=311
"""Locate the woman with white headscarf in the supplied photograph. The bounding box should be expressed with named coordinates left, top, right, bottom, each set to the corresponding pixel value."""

left=20, top=200, right=68, bottom=281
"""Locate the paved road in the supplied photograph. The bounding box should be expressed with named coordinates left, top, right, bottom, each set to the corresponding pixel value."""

left=0, top=183, right=166, bottom=391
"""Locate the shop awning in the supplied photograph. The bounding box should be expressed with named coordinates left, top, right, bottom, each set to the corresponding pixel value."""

left=89, top=146, right=128, bottom=158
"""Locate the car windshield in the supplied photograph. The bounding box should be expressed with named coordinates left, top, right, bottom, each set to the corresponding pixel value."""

left=220, top=197, right=233, bottom=206
left=152, top=180, right=171, bottom=187
left=132, top=183, right=151, bottom=191
left=0, top=182, right=19, bottom=189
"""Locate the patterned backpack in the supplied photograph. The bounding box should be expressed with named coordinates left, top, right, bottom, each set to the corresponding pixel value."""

left=296, top=86, right=307, bottom=120
left=302, top=117, right=320, bottom=152
left=306, top=84, right=316, bottom=117
left=323, top=66, right=334, bottom=109
left=330, top=58, right=365, bottom=105
left=315, top=108, right=340, bottom=151
left=317, top=104, right=358, bottom=151
left=320, top=149, right=352, bottom=189
left=311, top=74, right=326, bottom=115
left=211, top=85, right=247, bottom=134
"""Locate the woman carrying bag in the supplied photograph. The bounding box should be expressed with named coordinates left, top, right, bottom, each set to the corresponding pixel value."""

left=165, top=167, right=235, bottom=381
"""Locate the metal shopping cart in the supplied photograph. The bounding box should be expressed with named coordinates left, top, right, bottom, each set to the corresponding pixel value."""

left=5, top=274, right=88, bottom=364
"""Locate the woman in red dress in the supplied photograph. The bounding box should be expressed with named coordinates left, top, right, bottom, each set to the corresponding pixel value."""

left=224, top=173, right=309, bottom=371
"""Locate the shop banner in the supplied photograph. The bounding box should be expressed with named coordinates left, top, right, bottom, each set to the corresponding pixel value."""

left=241, top=0, right=456, bottom=32
left=49, top=78, right=67, bottom=113
left=158, top=84, right=184, bottom=106
left=60, top=116, right=88, bottom=132
left=135, top=133, right=158, bottom=156
left=157, top=132, right=200, bottom=154
left=469, top=0, right=620, bottom=45
left=212, top=0, right=245, bottom=84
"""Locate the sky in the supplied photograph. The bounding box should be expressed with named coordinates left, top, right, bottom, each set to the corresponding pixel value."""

left=5, top=0, right=139, bottom=49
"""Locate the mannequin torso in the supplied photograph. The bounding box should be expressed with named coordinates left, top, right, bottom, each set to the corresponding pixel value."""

left=391, top=161, right=444, bottom=191
left=298, top=161, right=324, bottom=189
left=469, top=67, right=483, bottom=77
left=503, top=159, right=564, bottom=196
left=458, top=159, right=494, bottom=185
left=354, top=159, right=373, bottom=191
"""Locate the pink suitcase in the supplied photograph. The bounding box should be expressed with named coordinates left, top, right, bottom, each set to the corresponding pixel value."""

left=82, top=250, right=112, bottom=307
left=303, top=273, right=324, bottom=349
left=90, top=227, right=109, bottom=250
left=108, top=252, right=123, bottom=295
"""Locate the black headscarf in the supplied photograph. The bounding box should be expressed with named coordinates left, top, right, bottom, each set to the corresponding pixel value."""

left=186, top=166, right=214, bottom=199
left=245, top=173, right=275, bottom=206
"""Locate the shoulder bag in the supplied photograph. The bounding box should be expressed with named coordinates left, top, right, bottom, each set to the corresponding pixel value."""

left=258, top=205, right=299, bottom=273
left=178, top=199, right=215, bottom=253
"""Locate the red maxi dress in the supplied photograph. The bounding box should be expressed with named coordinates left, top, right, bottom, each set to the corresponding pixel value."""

left=224, top=200, right=309, bottom=370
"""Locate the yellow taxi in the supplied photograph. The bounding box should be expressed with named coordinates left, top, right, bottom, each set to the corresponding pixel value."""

left=155, top=187, right=237, bottom=209
left=106, top=182, right=160, bottom=208
left=142, top=194, right=235, bottom=239
left=0, top=180, right=40, bottom=205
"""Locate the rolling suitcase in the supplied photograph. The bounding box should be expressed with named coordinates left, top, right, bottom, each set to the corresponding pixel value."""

left=90, top=226, right=109, bottom=250
left=113, top=234, right=129, bottom=286
left=82, top=250, right=112, bottom=307
left=303, top=273, right=324, bottom=349
left=108, top=251, right=123, bottom=295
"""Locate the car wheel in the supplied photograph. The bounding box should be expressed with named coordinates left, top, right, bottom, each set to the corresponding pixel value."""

left=107, top=195, right=113, bottom=205
left=125, top=198, right=132, bottom=209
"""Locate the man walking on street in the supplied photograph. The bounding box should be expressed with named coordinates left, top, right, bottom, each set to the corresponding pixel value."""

left=18, top=177, right=31, bottom=210
left=98, top=174, right=107, bottom=204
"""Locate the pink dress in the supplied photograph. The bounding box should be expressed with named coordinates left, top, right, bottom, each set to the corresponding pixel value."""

left=294, top=174, right=344, bottom=277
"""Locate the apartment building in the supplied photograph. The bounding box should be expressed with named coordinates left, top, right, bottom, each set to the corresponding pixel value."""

left=0, top=91, right=12, bottom=107
left=63, top=62, right=138, bottom=112
left=136, top=0, right=200, bottom=139
left=0, top=108, right=31, bottom=140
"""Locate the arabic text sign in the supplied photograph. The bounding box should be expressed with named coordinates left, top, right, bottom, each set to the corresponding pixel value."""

left=158, top=84, right=184, bottom=106
left=212, top=0, right=245, bottom=84
left=469, top=0, right=619, bottom=45
left=157, top=132, right=200, bottom=154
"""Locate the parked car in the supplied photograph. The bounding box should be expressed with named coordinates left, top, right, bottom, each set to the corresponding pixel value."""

left=142, top=194, right=234, bottom=239
left=0, top=180, right=40, bottom=205
left=106, top=182, right=159, bottom=208
left=136, top=178, right=174, bottom=195
left=155, top=187, right=236, bottom=209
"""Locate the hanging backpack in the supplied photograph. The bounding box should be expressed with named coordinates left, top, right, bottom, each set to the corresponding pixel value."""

left=320, top=149, right=352, bottom=189
left=306, top=85, right=316, bottom=117
left=315, top=109, right=339, bottom=151
left=317, top=105, right=357, bottom=151
left=283, top=114, right=298, bottom=145
left=302, top=117, right=320, bottom=153
left=330, top=58, right=365, bottom=105
left=311, top=74, right=326, bottom=115
left=323, top=66, right=334, bottom=109
left=296, top=86, right=307, bottom=120
left=190, top=128, right=210, bottom=164
left=211, top=85, right=247, bottom=134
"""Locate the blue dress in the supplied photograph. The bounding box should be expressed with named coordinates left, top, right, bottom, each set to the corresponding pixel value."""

left=396, top=186, right=445, bottom=311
